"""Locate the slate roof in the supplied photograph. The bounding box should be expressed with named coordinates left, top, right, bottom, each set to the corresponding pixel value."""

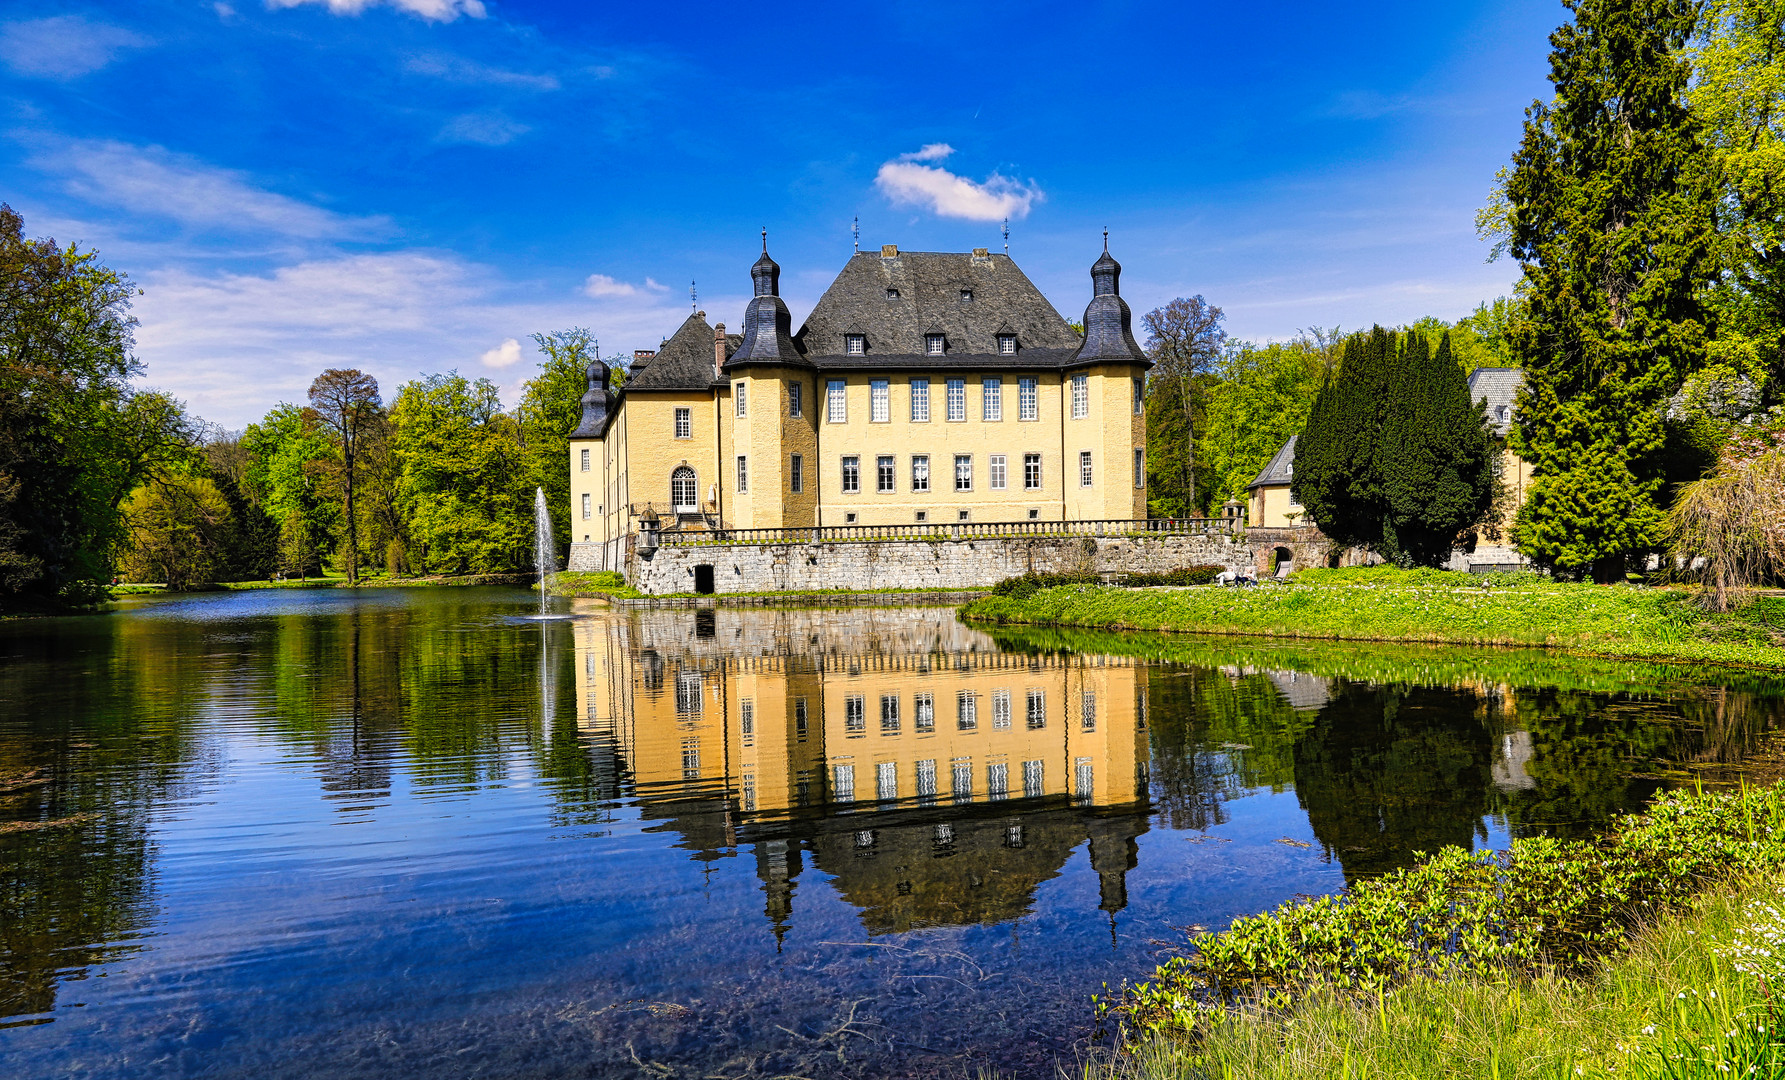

left=624, top=312, right=738, bottom=392
left=791, top=250, right=1090, bottom=369
left=1247, top=435, right=1297, bottom=490
left=1468, top=367, right=1523, bottom=436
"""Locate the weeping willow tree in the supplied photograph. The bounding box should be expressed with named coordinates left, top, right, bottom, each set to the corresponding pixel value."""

left=1668, top=431, right=1785, bottom=610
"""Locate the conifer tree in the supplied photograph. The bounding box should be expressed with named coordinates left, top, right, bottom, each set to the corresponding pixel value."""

left=1378, top=331, right=1496, bottom=567
left=1504, top=0, right=1716, bottom=579
left=1292, top=327, right=1394, bottom=549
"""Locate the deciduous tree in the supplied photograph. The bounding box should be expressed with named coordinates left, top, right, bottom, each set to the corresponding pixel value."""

left=305, top=369, right=381, bottom=585
left=1142, top=297, right=1227, bottom=514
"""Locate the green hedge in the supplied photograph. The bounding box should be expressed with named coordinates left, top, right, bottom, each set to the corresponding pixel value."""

left=990, top=565, right=1226, bottom=600
left=1116, top=783, right=1785, bottom=1041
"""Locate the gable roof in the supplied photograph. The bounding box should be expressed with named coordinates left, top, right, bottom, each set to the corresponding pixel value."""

left=1248, top=435, right=1297, bottom=490
left=624, top=312, right=736, bottom=392
left=793, top=251, right=1084, bottom=370
left=1467, top=367, right=1523, bottom=436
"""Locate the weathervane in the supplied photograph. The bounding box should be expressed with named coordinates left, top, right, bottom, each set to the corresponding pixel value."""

left=852, top=216, right=859, bottom=253
left=1002, top=217, right=1009, bottom=255
left=690, top=280, right=697, bottom=312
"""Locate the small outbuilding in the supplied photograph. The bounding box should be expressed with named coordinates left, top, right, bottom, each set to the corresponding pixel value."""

left=1246, top=435, right=1306, bottom=528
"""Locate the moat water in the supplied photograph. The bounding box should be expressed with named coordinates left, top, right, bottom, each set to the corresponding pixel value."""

left=3, top=588, right=1783, bottom=1078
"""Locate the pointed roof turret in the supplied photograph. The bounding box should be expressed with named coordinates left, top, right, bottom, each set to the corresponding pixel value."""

left=569, top=354, right=613, bottom=438
left=1071, top=235, right=1149, bottom=369
left=729, top=232, right=811, bottom=370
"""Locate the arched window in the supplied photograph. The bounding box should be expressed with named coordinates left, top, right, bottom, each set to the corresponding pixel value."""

left=671, top=467, right=697, bottom=513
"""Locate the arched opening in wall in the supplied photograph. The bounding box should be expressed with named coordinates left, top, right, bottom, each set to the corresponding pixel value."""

left=671, top=467, right=698, bottom=515
left=694, top=564, right=715, bottom=594
left=1272, top=546, right=1294, bottom=578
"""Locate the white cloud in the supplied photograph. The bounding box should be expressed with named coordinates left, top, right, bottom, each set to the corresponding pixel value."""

left=265, top=0, right=487, bottom=23
left=581, top=273, right=668, bottom=299
left=875, top=146, right=1042, bottom=222
left=480, top=337, right=522, bottom=368
left=406, top=53, right=559, bottom=91
left=0, top=16, right=148, bottom=79
left=437, top=111, right=529, bottom=146
left=27, top=138, right=388, bottom=240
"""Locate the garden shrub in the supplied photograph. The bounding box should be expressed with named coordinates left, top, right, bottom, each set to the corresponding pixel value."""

left=1119, top=565, right=1226, bottom=588
left=1117, top=783, right=1785, bottom=1041
left=989, top=572, right=1100, bottom=600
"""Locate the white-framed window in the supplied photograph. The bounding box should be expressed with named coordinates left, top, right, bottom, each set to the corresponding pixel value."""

left=1023, top=759, right=1044, bottom=798
left=791, top=454, right=804, bottom=493
left=671, top=467, right=697, bottom=512
left=1026, top=687, right=1046, bottom=729
left=877, top=455, right=895, bottom=493
left=915, top=693, right=935, bottom=732
left=736, top=455, right=748, bottom=493
left=881, top=694, right=901, bottom=734
left=741, top=698, right=755, bottom=738
left=912, top=454, right=930, bottom=492
left=910, top=378, right=930, bottom=422
left=788, top=382, right=802, bottom=417
left=990, top=454, right=1007, bottom=490
left=833, top=764, right=855, bottom=802
left=845, top=694, right=866, bottom=733
left=951, top=758, right=972, bottom=798
left=1133, top=377, right=1144, bottom=415
left=1024, top=453, right=1042, bottom=490
left=1081, top=690, right=1097, bottom=731
left=916, top=758, right=937, bottom=797
left=1134, top=447, right=1145, bottom=488
left=926, top=333, right=945, bottom=356
left=581, top=493, right=591, bottom=520
left=1018, top=377, right=1037, bottom=420
left=1072, top=374, right=1089, bottom=418
left=735, top=382, right=747, bottom=417
left=1074, top=757, right=1094, bottom=801
left=675, top=407, right=691, bottom=439
left=982, top=378, right=1002, bottom=421
left=841, top=456, right=860, bottom=493
left=992, top=688, right=1011, bottom=729
left=987, top=761, right=1009, bottom=800
left=870, top=379, right=889, bottom=422
left=998, top=334, right=1016, bottom=355
left=580, top=448, right=590, bottom=472
left=827, top=379, right=846, bottom=423
left=1080, top=450, right=1094, bottom=487
left=946, top=378, right=966, bottom=421
left=846, top=333, right=865, bottom=356
left=954, top=454, right=972, bottom=492
left=956, top=690, right=978, bottom=730
left=876, top=761, right=897, bottom=801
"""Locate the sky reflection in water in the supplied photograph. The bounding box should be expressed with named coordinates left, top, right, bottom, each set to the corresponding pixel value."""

left=1, top=588, right=1780, bottom=1078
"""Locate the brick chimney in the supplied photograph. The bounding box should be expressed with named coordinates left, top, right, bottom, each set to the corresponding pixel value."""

left=713, top=323, right=726, bottom=379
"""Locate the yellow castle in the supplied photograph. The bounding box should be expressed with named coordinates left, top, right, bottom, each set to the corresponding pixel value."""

left=567, top=239, right=1154, bottom=572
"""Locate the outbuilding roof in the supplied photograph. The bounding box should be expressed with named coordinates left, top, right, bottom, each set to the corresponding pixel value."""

left=1247, top=435, right=1297, bottom=490
left=624, top=312, right=738, bottom=392
left=1467, top=367, right=1523, bottom=436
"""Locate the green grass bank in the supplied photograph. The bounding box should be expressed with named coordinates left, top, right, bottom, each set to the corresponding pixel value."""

left=1102, top=784, right=1785, bottom=1080
left=960, top=566, right=1785, bottom=672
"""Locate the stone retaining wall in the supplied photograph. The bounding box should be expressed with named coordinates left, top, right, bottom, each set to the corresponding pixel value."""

left=627, top=532, right=1269, bottom=596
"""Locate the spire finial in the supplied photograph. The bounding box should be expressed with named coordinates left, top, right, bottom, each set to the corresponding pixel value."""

left=852, top=216, right=859, bottom=253
left=1002, top=217, right=1009, bottom=255
left=762, top=226, right=769, bottom=254
left=690, top=280, right=697, bottom=312
left=1103, top=227, right=1109, bottom=253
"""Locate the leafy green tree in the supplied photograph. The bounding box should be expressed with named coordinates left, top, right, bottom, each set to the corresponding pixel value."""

left=304, top=369, right=381, bottom=585
left=1690, top=0, right=1785, bottom=405
left=1197, top=336, right=1329, bottom=509
left=519, top=329, right=595, bottom=558
left=117, top=473, right=233, bottom=590
left=1504, top=0, right=1717, bottom=579
left=1378, top=332, right=1497, bottom=566
left=1142, top=297, right=1228, bottom=514
left=242, top=404, right=336, bottom=578
left=391, top=372, right=528, bottom=574
left=0, top=205, right=198, bottom=604
left=1294, top=327, right=1396, bottom=549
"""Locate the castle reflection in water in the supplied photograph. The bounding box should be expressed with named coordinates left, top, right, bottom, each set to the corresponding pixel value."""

left=570, top=604, right=1151, bottom=939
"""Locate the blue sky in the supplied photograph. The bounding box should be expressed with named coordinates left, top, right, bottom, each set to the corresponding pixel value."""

left=1, top=0, right=1558, bottom=426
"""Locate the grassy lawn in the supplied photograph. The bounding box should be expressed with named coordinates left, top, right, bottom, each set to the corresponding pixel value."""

left=1102, top=784, right=1785, bottom=1080
left=961, top=566, right=1785, bottom=672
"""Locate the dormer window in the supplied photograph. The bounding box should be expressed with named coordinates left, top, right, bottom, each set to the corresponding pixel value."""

left=960, top=289, right=973, bottom=302
left=846, top=334, right=865, bottom=356
left=885, top=288, right=900, bottom=300
left=926, top=334, right=945, bottom=356
left=1496, top=404, right=1511, bottom=422
left=997, top=334, right=1016, bottom=355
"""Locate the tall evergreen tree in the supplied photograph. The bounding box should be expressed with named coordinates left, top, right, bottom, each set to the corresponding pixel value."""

left=1378, top=332, right=1497, bottom=567
left=1505, top=0, right=1716, bottom=579
left=1293, top=327, right=1394, bottom=549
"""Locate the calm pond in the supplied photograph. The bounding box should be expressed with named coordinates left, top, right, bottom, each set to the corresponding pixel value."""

left=3, top=588, right=1783, bottom=1078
